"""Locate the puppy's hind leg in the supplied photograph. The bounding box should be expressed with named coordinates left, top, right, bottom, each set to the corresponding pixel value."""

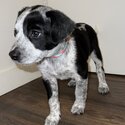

left=91, top=50, right=109, bottom=94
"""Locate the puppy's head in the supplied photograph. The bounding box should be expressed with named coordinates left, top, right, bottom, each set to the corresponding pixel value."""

left=9, top=5, right=75, bottom=64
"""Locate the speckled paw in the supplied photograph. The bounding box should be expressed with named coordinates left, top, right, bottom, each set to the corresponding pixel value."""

left=98, top=83, right=109, bottom=94
left=45, top=114, right=60, bottom=125
left=71, top=102, right=85, bottom=115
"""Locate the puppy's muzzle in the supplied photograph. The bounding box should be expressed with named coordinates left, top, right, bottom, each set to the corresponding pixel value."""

left=9, top=47, right=21, bottom=61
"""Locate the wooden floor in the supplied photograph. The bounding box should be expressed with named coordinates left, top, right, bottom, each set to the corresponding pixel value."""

left=0, top=73, right=125, bottom=125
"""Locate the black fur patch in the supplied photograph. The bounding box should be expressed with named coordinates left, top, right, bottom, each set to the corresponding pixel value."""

left=73, top=25, right=91, bottom=79
left=85, top=24, right=103, bottom=61
left=46, top=10, right=75, bottom=43
left=14, top=28, right=18, bottom=37
left=23, top=10, right=75, bottom=51
left=23, top=11, right=56, bottom=50
left=43, top=80, right=52, bottom=99
left=74, top=23, right=102, bottom=79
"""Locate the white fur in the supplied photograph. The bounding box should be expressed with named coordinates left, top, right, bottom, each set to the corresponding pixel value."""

left=78, top=23, right=86, bottom=31
left=38, top=38, right=77, bottom=80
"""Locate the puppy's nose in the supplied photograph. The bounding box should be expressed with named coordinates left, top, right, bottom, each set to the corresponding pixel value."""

left=9, top=48, right=20, bottom=61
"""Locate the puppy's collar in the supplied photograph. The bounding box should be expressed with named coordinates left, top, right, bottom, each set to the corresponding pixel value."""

left=36, top=31, right=74, bottom=65
left=51, top=31, right=74, bottom=58
left=50, top=31, right=74, bottom=59
left=51, top=42, right=68, bottom=58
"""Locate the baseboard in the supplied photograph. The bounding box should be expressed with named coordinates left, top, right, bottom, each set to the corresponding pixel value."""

left=0, top=66, right=41, bottom=96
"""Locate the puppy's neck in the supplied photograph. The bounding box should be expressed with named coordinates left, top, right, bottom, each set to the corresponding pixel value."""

left=50, top=41, right=69, bottom=58
left=45, top=28, right=74, bottom=59
left=46, top=37, right=74, bottom=59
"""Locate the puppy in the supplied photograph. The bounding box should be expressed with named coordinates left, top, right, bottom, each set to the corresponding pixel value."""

left=9, top=5, right=109, bottom=125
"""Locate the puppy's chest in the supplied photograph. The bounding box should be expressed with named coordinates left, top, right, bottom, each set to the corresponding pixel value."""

left=53, top=62, right=75, bottom=80
left=41, top=58, right=76, bottom=80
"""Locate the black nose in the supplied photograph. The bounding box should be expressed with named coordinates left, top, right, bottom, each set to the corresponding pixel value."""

left=9, top=48, right=20, bottom=61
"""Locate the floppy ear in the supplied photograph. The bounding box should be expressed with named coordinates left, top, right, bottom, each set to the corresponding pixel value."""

left=18, top=7, right=29, bottom=17
left=46, top=10, right=75, bottom=43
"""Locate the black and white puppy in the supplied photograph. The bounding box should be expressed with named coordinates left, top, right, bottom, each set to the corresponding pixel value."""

left=9, top=5, right=109, bottom=125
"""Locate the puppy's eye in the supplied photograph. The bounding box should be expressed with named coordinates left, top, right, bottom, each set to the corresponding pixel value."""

left=31, top=30, right=41, bottom=38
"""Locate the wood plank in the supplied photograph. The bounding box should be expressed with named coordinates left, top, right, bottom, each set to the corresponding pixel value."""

left=0, top=73, right=125, bottom=125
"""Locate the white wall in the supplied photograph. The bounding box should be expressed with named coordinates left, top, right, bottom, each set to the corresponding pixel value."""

left=0, top=0, right=125, bottom=95
left=48, top=0, right=125, bottom=75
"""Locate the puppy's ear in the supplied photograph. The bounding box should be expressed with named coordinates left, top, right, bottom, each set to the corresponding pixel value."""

left=18, top=7, right=29, bottom=17
left=46, top=10, right=75, bottom=43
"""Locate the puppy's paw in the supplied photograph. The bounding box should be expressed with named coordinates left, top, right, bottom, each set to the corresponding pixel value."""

left=45, top=114, right=60, bottom=125
left=68, top=79, right=76, bottom=87
left=98, top=83, right=109, bottom=94
left=71, top=102, right=85, bottom=115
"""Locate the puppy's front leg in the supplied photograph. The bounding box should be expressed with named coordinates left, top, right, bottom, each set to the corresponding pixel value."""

left=71, top=78, right=88, bottom=115
left=43, top=78, right=60, bottom=125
